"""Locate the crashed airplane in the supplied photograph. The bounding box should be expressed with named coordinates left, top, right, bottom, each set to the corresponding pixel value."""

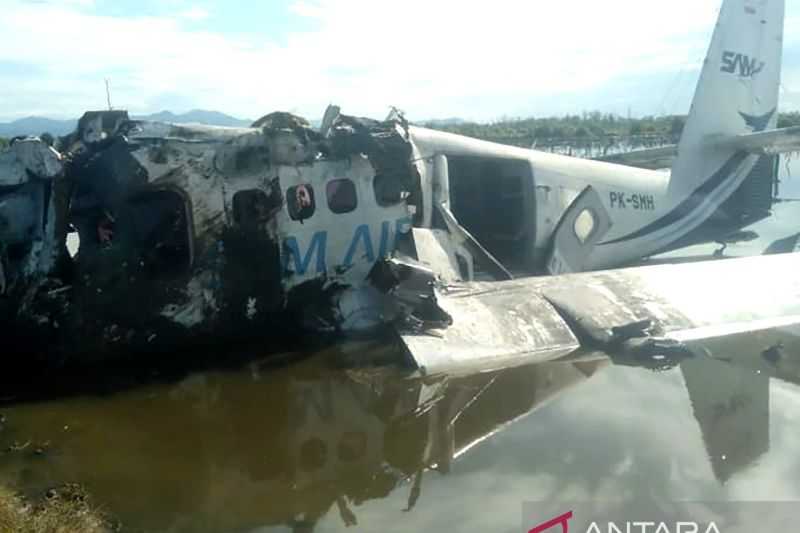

left=2, top=0, right=800, bottom=370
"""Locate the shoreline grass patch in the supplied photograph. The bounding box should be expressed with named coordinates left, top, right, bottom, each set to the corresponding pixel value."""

left=0, top=483, right=113, bottom=533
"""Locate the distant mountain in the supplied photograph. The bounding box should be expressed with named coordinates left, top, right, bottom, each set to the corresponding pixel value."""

left=0, top=109, right=252, bottom=138
left=0, top=117, right=77, bottom=138
left=133, top=110, right=252, bottom=128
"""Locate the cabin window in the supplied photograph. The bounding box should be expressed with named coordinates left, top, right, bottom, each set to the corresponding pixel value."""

left=374, top=173, right=405, bottom=207
left=288, top=184, right=315, bottom=221
left=573, top=209, right=597, bottom=244
left=326, top=179, right=357, bottom=214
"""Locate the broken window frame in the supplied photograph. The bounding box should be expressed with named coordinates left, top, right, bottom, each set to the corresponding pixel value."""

left=125, top=186, right=195, bottom=277
left=232, top=188, right=279, bottom=230
left=373, top=173, right=407, bottom=208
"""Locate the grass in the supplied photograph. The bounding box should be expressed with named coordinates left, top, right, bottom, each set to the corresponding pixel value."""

left=0, top=484, right=113, bottom=533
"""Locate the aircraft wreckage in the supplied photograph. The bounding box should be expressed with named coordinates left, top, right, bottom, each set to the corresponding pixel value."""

left=0, top=110, right=429, bottom=364
left=5, top=0, right=800, bottom=371
left=3, top=108, right=800, bottom=374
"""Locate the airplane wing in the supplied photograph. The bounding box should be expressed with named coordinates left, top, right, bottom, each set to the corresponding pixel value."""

left=397, top=253, right=800, bottom=376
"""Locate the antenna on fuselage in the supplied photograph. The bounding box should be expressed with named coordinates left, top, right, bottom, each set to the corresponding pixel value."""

left=105, top=78, right=113, bottom=111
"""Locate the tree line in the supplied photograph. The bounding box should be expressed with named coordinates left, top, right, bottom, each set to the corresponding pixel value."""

left=424, top=111, right=800, bottom=151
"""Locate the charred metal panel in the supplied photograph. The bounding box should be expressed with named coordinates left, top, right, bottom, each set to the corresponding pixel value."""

left=0, top=185, right=41, bottom=244
left=2, top=109, right=421, bottom=366
left=0, top=138, right=62, bottom=187
left=0, top=138, right=64, bottom=292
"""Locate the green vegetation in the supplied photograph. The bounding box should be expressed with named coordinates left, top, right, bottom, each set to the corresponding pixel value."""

left=424, top=111, right=800, bottom=151
left=777, top=111, right=800, bottom=128
left=424, top=112, right=684, bottom=150
left=0, top=484, right=113, bottom=533
left=0, top=137, right=8, bottom=150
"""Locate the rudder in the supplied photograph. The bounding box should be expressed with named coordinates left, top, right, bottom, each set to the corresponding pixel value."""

left=670, top=0, right=785, bottom=198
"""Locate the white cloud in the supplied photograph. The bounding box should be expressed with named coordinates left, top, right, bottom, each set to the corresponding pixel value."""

left=0, top=0, right=776, bottom=122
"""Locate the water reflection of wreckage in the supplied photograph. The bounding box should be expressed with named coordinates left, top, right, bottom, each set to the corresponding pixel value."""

left=0, top=354, right=607, bottom=532
left=4, top=334, right=796, bottom=531
left=281, top=360, right=606, bottom=531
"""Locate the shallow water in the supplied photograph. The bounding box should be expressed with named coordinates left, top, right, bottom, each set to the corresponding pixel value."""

left=1, top=327, right=799, bottom=532
left=2, top=170, right=800, bottom=533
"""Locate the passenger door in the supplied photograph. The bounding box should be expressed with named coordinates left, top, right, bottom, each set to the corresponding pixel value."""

left=546, top=186, right=612, bottom=275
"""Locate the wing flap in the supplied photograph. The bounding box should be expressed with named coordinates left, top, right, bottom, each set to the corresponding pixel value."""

left=399, top=289, right=580, bottom=377
left=397, top=253, right=800, bottom=376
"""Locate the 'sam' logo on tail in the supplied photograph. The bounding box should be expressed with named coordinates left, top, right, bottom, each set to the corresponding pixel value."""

left=739, top=108, right=776, bottom=132
left=721, top=50, right=765, bottom=78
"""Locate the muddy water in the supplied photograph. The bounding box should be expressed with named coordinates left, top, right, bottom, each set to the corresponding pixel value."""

left=1, top=327, right=800, bottom=533
left=1, top=178, right=800, bottom=533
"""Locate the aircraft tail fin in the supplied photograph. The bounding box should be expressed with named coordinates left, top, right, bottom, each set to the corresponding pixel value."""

left=670, top=0, right=785, bottom=198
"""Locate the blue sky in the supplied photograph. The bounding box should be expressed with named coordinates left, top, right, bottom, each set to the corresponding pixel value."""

left=2, top=0, right=800, bottom=122
left=81, top=0, right=317, bottom=41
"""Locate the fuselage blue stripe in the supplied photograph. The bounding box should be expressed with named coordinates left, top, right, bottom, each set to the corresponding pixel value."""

left=599, top=152, right=748, bottom=246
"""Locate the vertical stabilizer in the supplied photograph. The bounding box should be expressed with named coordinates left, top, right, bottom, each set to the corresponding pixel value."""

left=670, top=0, right=784, bottom=198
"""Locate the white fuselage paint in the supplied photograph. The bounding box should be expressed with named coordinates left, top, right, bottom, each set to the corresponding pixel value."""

left=276, top=154, right=413, bottom=288
left=407, top=127, right=755, bottom=272
left=270, top=123, right=755, bottom=298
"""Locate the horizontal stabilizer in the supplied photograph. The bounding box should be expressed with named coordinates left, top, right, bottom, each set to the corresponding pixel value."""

left=597, top=125, right=800, bottom=171
left=714, top=125, right=800, bottom=154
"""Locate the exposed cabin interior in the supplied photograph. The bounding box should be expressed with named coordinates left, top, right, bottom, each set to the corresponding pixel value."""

left=447, top=156, right=535, bottom=270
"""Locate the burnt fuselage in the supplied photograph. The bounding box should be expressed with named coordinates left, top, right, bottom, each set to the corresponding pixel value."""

left=0, top=111, right=419, bottom=366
